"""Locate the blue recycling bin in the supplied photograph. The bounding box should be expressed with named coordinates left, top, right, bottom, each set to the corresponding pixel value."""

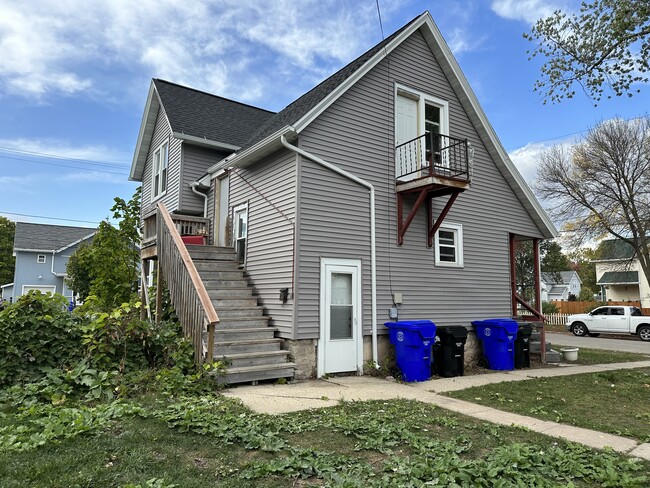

left=385, top=320, right=436, bottom=382
left=471, top=318, right=519, bottom=370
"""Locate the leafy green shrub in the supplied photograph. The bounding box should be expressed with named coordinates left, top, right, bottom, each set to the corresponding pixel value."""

left=541, top=301, right=559, bottom=314
left=0, top=291, right=83, bottom=385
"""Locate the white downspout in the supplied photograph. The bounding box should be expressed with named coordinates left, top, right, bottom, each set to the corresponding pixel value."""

left=190, top=182, right=209, bottom=217
left=280, top=133, right=379, bottom=368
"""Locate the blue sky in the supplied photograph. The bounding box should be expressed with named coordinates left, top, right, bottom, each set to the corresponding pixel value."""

left=0, top=0, right=648, bottom=229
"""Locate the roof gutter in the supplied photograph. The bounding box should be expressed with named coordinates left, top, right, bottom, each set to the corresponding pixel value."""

left=173, top=132, right=240, bottom=152
left=190, top=182, right=210, bottom=217
left=280, top=131, right=379, bottom=371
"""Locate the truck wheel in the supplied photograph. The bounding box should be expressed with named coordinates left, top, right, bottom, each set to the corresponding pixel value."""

left=571, top=322, right=588, bottom=337
left=638, top=326, right=650, bottom=342
left=588, top=333, right=600, bottom=337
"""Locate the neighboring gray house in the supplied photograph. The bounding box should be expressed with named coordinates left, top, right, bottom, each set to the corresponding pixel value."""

left=4, top=223, right=96, bottom=303
left=130, top=12, right=557, bottom=383
left=540, top=271, right=582, bottom=302
left=594, top=239, right=649, bottom=307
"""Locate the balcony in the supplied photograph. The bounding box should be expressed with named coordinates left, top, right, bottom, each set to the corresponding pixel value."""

left=395, top=133, right=471, bottom=193
left=141, top=209, right=209, bottom=259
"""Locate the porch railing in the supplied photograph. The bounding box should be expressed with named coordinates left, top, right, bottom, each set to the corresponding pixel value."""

left=156, top=202, right=218, bottom=364
left=396, top=133, right=471, bottom=182
left=142, top=211, right=209, bottom=250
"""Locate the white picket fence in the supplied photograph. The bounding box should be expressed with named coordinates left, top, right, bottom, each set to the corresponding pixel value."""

left=544, top=313, right=569, bottom=326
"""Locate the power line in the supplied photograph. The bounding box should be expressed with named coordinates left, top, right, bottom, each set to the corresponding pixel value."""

left=0, top=211, right=101, bottom=225
left=0, top=144, right=127, bottom=168
left=375, top=0, right=385, bottom=40
left=0, top=154, right=129, bottom=176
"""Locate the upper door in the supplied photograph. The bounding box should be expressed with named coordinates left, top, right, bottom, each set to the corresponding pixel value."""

left=395, top=94, right=419, bottom=181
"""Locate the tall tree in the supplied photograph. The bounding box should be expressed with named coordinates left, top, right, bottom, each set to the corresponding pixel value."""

left=567, top=247, right=599, bottom=298
left=526, top=0, right=650, bottom=103
left=0, top=217, right=16, bottom=286
left=66, top=187, right=141, bottom=309
left=535, top=117, right=650, bottom=294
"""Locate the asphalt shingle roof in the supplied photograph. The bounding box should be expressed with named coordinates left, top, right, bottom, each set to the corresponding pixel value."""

left=597, top=239, right=636, bottom=260
left=153, top=79, right=276, bottom=147
left=597, top=271, right=639, bottom=285
left=14, top=223, right=96, bottom=252
left=238, top=14, right=422, bottom=151
left=541, top=271, right=576, bottom=285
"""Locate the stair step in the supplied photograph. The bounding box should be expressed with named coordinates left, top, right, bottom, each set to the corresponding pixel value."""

left=215, top=338, right=283, bottom=354
left=216, top=350, right=292, bottom=368
left=220, top=363, right=296, bottom=385
left=205, top=285, right=253, bottom=295
left=216, top=308, right=264, bottom=319
left=215, top=327, right=278, bottom=341
left=213, top=297, right=259, bottom=308
left=217, top=316, right=270, bottom=327
left=187, top=245, right=236, bottom=258
left=197, top=270, right=246, bottom=280
left=201, top=279, right=250, bottom=288
left=193, top=261, right=241, bottom=271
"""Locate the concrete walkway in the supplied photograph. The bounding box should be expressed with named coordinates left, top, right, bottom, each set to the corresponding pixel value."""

left=223, top=360, right=650, bottom=461
left=546, top=332, right=650, bottom=354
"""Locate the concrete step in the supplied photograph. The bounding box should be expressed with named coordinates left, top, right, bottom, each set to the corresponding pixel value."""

left=216, top=307, right=264, bottom=319
left=215, top=338, right=284, bottom=354
left=220, top=363, right=296, bottom=385
left=216, top=350, right=292, bottom=368
left=215, top=327, right=278, bottom=342
left=546, top=349, right=561, bottom=363
left=197, top=270, right=246, bottom=280
left=530, top=341, right=552, bottom=353
left=213, top=297, right=259, bottom=308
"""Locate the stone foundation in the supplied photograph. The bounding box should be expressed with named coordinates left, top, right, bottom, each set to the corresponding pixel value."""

left=282, top=339, right=317, bottom=380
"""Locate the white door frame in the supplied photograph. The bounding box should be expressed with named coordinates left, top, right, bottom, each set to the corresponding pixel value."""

left=318, top=258, right=363, bottom=377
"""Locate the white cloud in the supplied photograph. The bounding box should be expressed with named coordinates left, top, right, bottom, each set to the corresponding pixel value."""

left=490, top=0, right=569, bottom=24
left=508, top=139, right=576, bottom=183
left=0, top=0, right=397, bottom=104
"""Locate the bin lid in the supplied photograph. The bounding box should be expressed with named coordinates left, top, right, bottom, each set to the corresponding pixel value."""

left=471, top=318, right=519, bottom=334
left=385, top=320, right=436, bottom=337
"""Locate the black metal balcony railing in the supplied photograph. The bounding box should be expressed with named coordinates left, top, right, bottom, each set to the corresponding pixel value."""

left=395, top=133, right=471, bottom=182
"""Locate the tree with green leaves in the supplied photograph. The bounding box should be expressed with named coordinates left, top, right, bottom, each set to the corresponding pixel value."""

left=535, top=117, right=650, bottom=293
left=66, top=187, right=141, bottom=310
left=526, top=0, right=650, bottom=104
left=515, top=239, right=571, bottom=304
left=0, top=216, right=15, bottom=287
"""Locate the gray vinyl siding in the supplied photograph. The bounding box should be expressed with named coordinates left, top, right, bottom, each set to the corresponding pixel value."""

left=180, top=145, right=229, bottom=216
left=140, top=107, right=182, bottom=217
left=296, top=29, right=545, bottom=339
left=228, top=149, right=296, bottom=338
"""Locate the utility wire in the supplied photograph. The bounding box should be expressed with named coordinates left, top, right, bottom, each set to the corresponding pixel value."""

left=0, top=154, right=129, bottom=176
left=0, top=145, right=127, bottom=168
left=0, top=211, right=101, bottom=225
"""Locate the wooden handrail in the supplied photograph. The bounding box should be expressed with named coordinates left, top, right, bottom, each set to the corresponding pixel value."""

left=515, top=293, right=545, bottom=321
left=157, top=202, right=218, bottom=363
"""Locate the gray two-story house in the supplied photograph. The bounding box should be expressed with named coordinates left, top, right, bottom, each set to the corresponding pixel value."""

left=130, top=12, right=557, bottom=384
left=2, top=223, right=96, bottom=303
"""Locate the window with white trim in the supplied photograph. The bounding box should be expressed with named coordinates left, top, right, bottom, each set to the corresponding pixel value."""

left=233, top=203, right=248, bottom=265
left=151, top=141, right=169, bottom=200
left=37, top=254, right=46, bottom=264
left=434, top=223, right=463, bottom=267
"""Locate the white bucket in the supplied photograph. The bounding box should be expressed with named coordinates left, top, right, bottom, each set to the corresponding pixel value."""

left=560, top=347, right=579, bottom=361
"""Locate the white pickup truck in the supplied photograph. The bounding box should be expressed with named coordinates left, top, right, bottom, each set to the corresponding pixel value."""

left=566, top=305, right=650, bottom=341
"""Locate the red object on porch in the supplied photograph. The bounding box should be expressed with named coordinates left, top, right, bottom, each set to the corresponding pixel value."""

left=181, top=235, right=205, bottom=245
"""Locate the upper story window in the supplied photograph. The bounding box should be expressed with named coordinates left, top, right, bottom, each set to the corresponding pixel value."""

left=37, top=254, right=46, bottom=264
left=434, top=223, right=463, bottom=267
left=152, top=141, right=169, bottom=200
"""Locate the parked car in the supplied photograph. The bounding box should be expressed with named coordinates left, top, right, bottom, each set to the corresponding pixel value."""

left=566, top=306, right=650, bottom=341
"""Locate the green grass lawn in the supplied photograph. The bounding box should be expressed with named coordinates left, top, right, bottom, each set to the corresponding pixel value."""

left=447, top=367, right=650, bottom=443
left=1, top=395, right=649, bottom=487
left=554, top=345, right=650, bottom=365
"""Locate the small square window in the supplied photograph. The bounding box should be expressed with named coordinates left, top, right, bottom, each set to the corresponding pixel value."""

left=434, top=224, right=463, bottom=267
left=37, top=254, right=46, bottom=264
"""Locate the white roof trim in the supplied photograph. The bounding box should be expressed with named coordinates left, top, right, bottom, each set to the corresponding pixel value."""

left=172, top=132, right=240, bottom=151
left=130, top=81, right=159, bottom=181
left=1, top=282, right=13, bottom=289
left=14, top=248, right=55, bottom=253
left=55, top=232, right=96, bottom=253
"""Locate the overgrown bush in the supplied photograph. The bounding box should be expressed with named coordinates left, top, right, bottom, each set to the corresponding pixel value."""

left=541, top=301, right=559, bottom=314
left=0, top=291, right=84, bottom=385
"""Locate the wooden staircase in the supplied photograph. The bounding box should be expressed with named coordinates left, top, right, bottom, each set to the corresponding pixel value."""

left=186, top=244, right=296, bottom=384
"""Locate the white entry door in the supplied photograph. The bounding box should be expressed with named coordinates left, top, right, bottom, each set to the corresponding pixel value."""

left=395, top=94, right=419, bottom=181
left=319, top=258, right=362, bottom=376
